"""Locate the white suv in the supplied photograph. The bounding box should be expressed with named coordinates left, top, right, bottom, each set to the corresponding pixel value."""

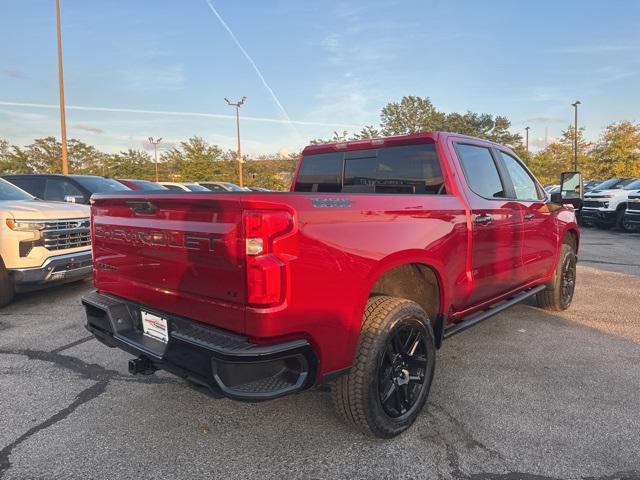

left=0, top=179, right=92, bottom=306
left=582, top=178, right=640, bottom=231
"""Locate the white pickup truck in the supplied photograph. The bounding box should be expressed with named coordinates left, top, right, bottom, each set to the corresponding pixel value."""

left=581, top=178, right=640, bottom=231
left=0, top=178, right=92, bottom=306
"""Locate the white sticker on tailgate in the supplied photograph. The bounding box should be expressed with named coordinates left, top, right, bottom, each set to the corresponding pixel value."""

left=141, top=311, right=168, bottom=343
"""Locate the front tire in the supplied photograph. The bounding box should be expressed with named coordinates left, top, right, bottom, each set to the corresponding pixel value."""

left=616, top=209, right=638, bottom=232
left=331, top=296, right=436, bottom=438
left=0, top=258, right=15, bottom=307
left=536, top=244, right=577, bottom=311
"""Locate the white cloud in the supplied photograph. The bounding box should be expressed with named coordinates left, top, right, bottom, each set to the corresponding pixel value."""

left=307, top=75, right=380, bottom=129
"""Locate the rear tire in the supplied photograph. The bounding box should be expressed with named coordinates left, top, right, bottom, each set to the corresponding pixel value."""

left=331, top=296, right=436, bottom=438
left=536, top=244, right=577, bottom=311
left=0, top=258, right=15, bottom=307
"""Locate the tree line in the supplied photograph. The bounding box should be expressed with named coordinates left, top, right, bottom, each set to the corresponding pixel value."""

left=1, top=96, right=638, bottom=189
left=311, top=96, right=640, bottom=184
left=0, top=136, right=297, bottom=191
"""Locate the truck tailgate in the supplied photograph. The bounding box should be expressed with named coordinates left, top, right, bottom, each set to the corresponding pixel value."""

left=91, top=194, right=246, bottom=333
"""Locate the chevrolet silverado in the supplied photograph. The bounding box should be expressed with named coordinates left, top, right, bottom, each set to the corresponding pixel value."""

left=82, top=132, right=580, bottom=437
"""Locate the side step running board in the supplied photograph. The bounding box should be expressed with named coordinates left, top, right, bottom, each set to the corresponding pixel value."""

left=444, top=285, right=546, bottom=339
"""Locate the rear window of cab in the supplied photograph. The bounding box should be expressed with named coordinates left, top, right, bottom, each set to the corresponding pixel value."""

left=294, top=144, right=446, bottom=194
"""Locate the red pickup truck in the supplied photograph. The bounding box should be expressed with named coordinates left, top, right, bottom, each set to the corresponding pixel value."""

left=83, top=132, right=581, bottom=437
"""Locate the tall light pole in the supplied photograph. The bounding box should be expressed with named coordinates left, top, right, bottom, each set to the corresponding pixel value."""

left=148, top=137, right=162, bottom=182
left=56, top=0, right=69, bottom=174
left=571, top=100, right=581, bottom=171
left=225, top=96, right=246, bottom=187
left=525, top=126, right=530, bottom=157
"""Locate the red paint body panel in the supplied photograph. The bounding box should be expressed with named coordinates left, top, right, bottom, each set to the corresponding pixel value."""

left=90, top=132, right=579, bottom=380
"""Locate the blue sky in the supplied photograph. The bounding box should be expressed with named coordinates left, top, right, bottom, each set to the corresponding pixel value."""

left=1, top=0, right=639, bottom=155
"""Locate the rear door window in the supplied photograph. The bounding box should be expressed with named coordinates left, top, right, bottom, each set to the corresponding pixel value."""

left=456, top=144, right=506, bottom=199
left=294, top=144, right=445, bottom=194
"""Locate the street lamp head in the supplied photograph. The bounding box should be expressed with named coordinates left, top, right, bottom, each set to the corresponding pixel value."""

left=525, top=126, right=530, bottom=131
left=224, top=97, right=231, bottom=105
left=158, top=137, right=162, bottom=143
left=572, top=100, right=581, bottom=107
left=148, top=136, right=153, bottom=143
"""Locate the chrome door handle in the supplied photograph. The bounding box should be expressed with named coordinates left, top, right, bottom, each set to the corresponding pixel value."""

left=475, top=214, right=494, bottom=225
left=524, top=213, right=535, bottom=220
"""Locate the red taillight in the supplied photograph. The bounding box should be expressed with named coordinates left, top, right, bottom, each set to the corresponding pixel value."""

left=243, top=210, right=293, bottom=306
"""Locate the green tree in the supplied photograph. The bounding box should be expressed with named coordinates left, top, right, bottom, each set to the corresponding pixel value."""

left=380, top=96, right=446, bottom=135
left=244, top=154, right=298, bottom=191
left=528, top=126, right=592, bottom=183
left=310, top=130, right=349, bottom=145
left=161, top=136, right=225, bottom=181
left=2, top=137, right=104, bottom=174
left=104, top=149, right=155, bottom=179
left=351, top=125, right=381, bottom=139
left=0, top=139, right=30, bottom=174
left=311, top=96, right=523, bottom=149
left=589, top=121, right=640, bottom=178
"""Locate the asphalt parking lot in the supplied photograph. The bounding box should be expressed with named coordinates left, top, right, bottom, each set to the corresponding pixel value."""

left=0, top=228, right=638, bottom=480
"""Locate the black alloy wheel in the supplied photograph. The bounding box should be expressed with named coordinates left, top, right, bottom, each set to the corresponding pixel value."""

left=560, top=252, right=577, bottom=308
left=378, top=322, right=429, bottom=419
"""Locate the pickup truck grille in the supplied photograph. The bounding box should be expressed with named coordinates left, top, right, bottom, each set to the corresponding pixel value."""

left=583, top=200, right=607, bottom=208
left=628, top=197, right=640, bottom=212
left=42, top=218, right=91, bottom=251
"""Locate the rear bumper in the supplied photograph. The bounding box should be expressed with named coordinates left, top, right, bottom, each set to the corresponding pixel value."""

left=10, top=251, right=93, bottom=289
left=82, top=291, right=317, bottom=401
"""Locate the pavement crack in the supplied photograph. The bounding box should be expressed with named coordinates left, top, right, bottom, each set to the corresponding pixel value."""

left=50, top=336, right=94, bottom=354
left=0, top=348, right=180, bottom=386
left=0, top=348, right=120, bottom=382
left=430, top=402, right=503, bottom=460
left=0, top=380, right=109, bottom=479
left=0, top=347, right=180, bottom=478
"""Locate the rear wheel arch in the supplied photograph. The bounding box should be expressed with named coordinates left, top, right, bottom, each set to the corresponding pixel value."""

left=346, top=256, right=447, bottom=365
left=368, top=262, right=443, bottom=322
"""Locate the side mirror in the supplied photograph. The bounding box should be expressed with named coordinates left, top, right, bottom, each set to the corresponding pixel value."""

left=64, top=195, right=85, bottom=204
left=560, top=171, right=582, bottom=199
left=553, top=171, right=583, bottom=209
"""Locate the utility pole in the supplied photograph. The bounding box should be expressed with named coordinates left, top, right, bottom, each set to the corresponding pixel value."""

left=148, top=137, right=162, bottom=182
left=571, top=100, right=581, bottom=171
left=56, top=0, right=69, bottom=174
left=525, top=126, right=530, bottom=156
left=225, top=96, right=247, bottom=187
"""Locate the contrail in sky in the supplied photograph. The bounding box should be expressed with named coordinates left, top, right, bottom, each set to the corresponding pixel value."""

left=203, top=0, right=302, bottom=139
left=0, top=101, right=359, bottom=128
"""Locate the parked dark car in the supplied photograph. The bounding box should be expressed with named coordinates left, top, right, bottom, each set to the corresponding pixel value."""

left=116, top=179, right=168, bottom=191
left=2, top=174, right=130, bottom=204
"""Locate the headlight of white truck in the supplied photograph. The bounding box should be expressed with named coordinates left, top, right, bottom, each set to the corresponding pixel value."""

left=5, top=219, right=45, bottom=241
left=6, top=219, right=46, bottom=231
